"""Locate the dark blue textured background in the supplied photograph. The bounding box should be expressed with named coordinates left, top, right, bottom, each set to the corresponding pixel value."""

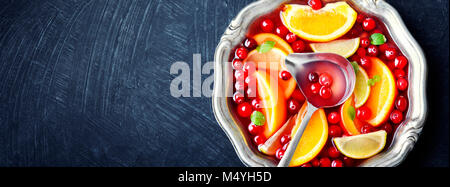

left=0, top=0, right=448, bottom=167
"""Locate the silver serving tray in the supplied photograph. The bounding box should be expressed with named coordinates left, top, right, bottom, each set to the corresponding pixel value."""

left=212, top=0, right=427, bottom=167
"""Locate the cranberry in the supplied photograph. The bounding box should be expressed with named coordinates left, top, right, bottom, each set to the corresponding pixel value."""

left=254, top=135, right=266, bottom=145
left=285, top=32, right=297, bottom=43
left=233, top=92, right=245, bottom=104
left=319, top=157, right=331, bottom=167
left=382, top=123, right=393, bottom=134
left=359, top=56, right=372, bottom=69
left=390, top=110, right=403, bottom=124
left=292, top=40, right=306, bottom=52
left=237, top=102, right=252, bottom=117
left=360, top=32, right=369, bottom=39
left=362, top=18, right=376, bottom=31
left=350, top=54, right=361, bottom=62
left=243, top=62, right=256, bottom=73
left=379, top=43, right=389, bottom=53
left=301, top=163, right=312, bottom=167
left=234, top=70, right=245, bottom=81
left=243, top=38, right=257, bottom=50
left=371, top=29, right=383, bottom=34
left=308, top=72, right=319, bottom=83
left=260, top=19, right=274, bottom=33
left=367, top=45, right=379, bottom=56
left=397, top=78, right=408, bottom=91
left=343, top=157, right=354, bottom=167
left=356, top=15, right=365, bottom=23
left=356, top=106, right=372, bottom=120
left=394, top=69, right=406, bottom=79
left=360, top=38, right=370, bottom=48
left=327, top=112, right=341, bottom=124
left=248, top=123, right=263, bottom=135
left=329, top=125, right=342, bottom=137
left=328, top=147, right=341, bottom=158
left=310, top=83, right=321, bottom=95
left=235, top=47, right=248, bottom=59
left=282, top=142, right=290, bottom=151
left=235, top=81, right=245, bottom=91
left=357, top=47, right=367, bottom=57
left=308, top=0, right=323, bottom=10
left=288, top=99, right=301, bottom=114
left=319, top=86, right=332, bottom=99
left=251, top=98, right=263, bottom=110
left=279, top=70, right=292, bottom=80
left=361, top=124, right=373, bottom=134
left=311, top=158, right=320, bottom=167
left=275, top=25, right=289, bottom=38
left=384, top=47, right=398, bottom=60
left=276, top=148, right=285, bottom=160
left=246, top=87, right=257, bottom=98
left=395, top=96, right=408, bottom=112
left=394, top=56, right=408, bottom=69
left=245, top=75, right=255, bottom=86
left=232, top=59, right=243, bottom=70
left=331, top=159, right=344, bottom=167
left=319, top=73, right=333, bottom=87
left=280, top=134, right=291, bottom=145
left=292, top=89, right=306, bottom=103
left=387, top=61, right=396, bottom=70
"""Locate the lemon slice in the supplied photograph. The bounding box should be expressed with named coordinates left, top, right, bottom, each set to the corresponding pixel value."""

left=354, top=65, right=371, bottom=108
left=281, top=2, right=357, bottom=42
left=333, top=130, right=387, bottom=159
left=310, top=38, right=360, bottom=58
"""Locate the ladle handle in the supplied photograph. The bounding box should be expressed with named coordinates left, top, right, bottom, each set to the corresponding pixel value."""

left=277, top=102, right=318, bottom=167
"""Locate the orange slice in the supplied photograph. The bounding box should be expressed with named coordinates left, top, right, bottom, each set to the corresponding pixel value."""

left=255, top=71, right=287, bottom=139
left=281, top=2, right=357, bottom=42
left=340, top=96, right=364, bottom=136
left=253, top=33, right=294, bottom=54
left=363, top=57, right=397, bottom=127
left=289, top=102, right=328, bottom=167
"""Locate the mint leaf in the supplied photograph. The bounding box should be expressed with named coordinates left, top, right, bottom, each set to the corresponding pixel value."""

left=251, top=111, right=266, bottom=126
left=351, top=61, right=359, bottom=74
left=367, top=75, right=381, bottom=86
left=370, top=33, right=387, bottom=45
left=257, top=41, right=276, bottom=53
left=348, top=106, right=356, bottom=121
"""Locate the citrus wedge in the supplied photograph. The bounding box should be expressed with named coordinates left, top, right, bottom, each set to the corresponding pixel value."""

left=363, top=57, right=397, bottom=127
left=333, top=130, right=387, bottom=159
left=310, top=38, right=360, bottom=58
left=255, top=71, right=287, bottom=139
left=354, top=65, right=371, bottom=108
left=281, top=2, right=357, bottom=42
left=253, top=33, right=294, bottom=54
left=289, top=102, right=328, bottom=166
left=340, top=96, right=364, bottom=136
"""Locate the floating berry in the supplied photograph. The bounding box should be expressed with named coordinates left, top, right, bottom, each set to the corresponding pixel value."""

left=331, top=159, right=344, bottom=167
left=288, top=99, right=301, bottom=114
left=292, top=40, right=306, bottom=52
left=362, top=18, right=376, bottom=31
left=361, top=124, right=373, bottom=134
left=308, top=72, right=319, bottom=83
left=282, top=142, right=289, bottom=151
left=245, top=76, right=255, bottom=86
left=254, top=135, right=266, bottom=145
left=235, top=47, right=248, bottom=59
left=367, top=45, right=379, bottom=56
left=343, top=156, right=354, bottom=167
left=235, top=81, right=245, bottom=91
left=356, top=106, right=372, bottom=120
left=356, top=14, right=365, bottom=23
left=319, top=73, right=333, bottom=87
left=237, top=102, right=253, bottom=117
left=311, top=158, right=320, bottom=167
left=234, top=70, right=245, bottom=81
left=246, top=87, right=257, bottom=98
left=275, top=25, right=289, bottom=38
left=360, top=38, right=370, bottom=48
left=397, top=78, right=408, bottom=91
left=276, top=148, right=285, bottom=160
left=286, top=32, right=297, bottom=43
left=280, top=134, right=291, bottom=145
left=328, top=112, right=341, bottom=124
left=319, top=157, right=331, bottom=167
left=243, top=38, right=257, bottom=50
left=357, top=47, right=367, bottom=57
left=248, top=122, right=263, bottom=135
left=379, top=43, right=389, bottom=53
left=394, top=56, right=408, bottom=69
left=394, top=69, right=406, bottom=79
left=260, top=19, right=274, bottom=33
left=308, top=0, right=323, bottom=10
left=319, top=86, right=332, bottom=99
left=279, top=70, right=292, bottom=80
left=382, top=123, right=393, bottom=134
left=359, top=56, right=372, bottom=69
left=292, top=89, right=306, bottom=103
left=328, top=147, right=341, bottom=158
left=233, top=92, right=245, bottom=104
left=371, top=29, right=383, bottom=34
left=301, top=163, right=312, bottom=167
left=390, top=110, right=403, bottom=124
left=243, top=62, right=256, bottom=73
left=232, top=59, right=243, bottom=70
left=384, top=47, right=398, bottom=60
left=310, top=83, right=321, bottom=95
left=395, top=96, right=408, bottom=112
left=251, top=98, right=263, bottom=110
left=329, top=125, right=342, bottom=137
